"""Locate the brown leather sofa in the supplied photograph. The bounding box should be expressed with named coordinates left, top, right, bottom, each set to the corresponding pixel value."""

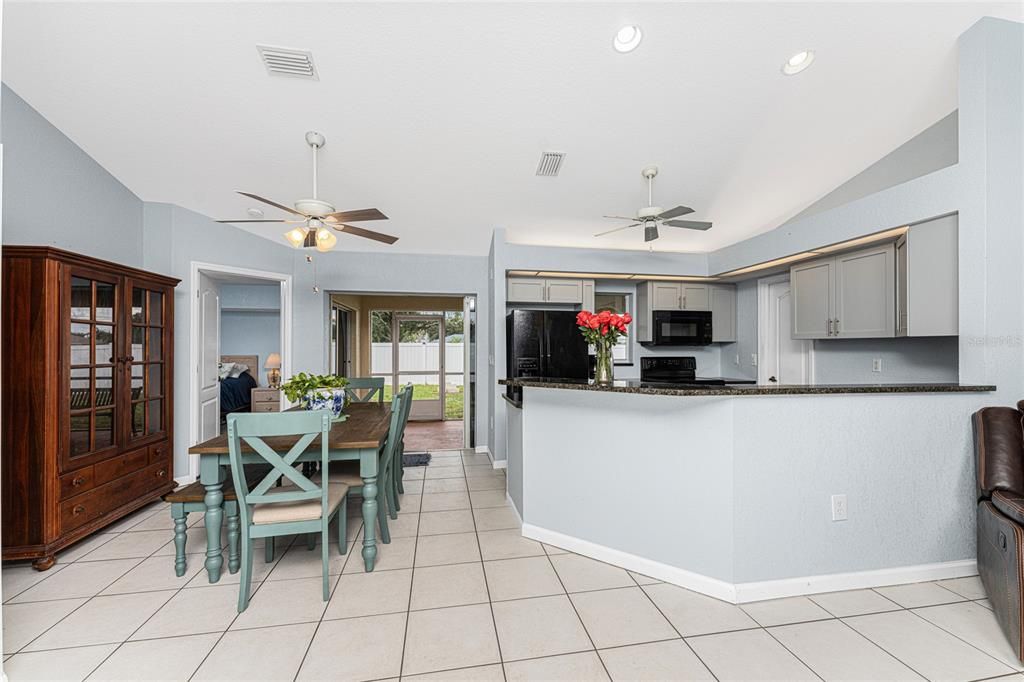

left=974, top=401, right=1024, bottom=661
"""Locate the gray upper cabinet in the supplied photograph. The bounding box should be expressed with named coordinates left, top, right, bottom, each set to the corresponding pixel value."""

left=636, top=280, right=733, bottom=343
left=790, top=244, right=895, bottom=339
left=681, top=284, right=710, bottom=311
left=506, top=276, right=589, bottom=305
left=896, top=214, right=958, bottom=336
left=506, top=277, right=547, bottom=303
left=791, top=259, right=834, bottom=339
left=709, top=285, right=736, bottom=342
left=651, top=282, right=683, bottom=310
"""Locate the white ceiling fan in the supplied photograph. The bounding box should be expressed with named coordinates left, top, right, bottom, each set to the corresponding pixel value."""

left=596, top=166, right=712, bottom=242
left=218, top=131, right=398, bottom=252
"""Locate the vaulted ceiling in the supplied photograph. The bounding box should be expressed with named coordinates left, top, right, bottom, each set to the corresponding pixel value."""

left=4, top=2, right=1020, bottom=256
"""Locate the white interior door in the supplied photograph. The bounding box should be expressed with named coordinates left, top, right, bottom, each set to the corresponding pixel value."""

left=197, top=273, right=221, bottom=442
left=761, top=278, right=813, bottom=385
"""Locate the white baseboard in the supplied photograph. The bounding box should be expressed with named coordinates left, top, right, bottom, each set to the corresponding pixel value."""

left=521, top=523, right=978, bottom=604
left=522, top=523, right=737, bottom=602
left=733, top=559, right=979, bottom=603
left=492, top=459, right=507, bottom=470
left=506, top=493, right=524, bottom=526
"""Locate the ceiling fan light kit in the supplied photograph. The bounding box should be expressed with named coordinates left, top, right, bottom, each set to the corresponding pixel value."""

left=596, top=165, right=713, bottom=242
left=217, top=131, right=398, bottom=250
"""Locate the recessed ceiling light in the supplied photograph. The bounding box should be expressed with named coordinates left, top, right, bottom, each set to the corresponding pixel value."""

left=782, top=49, right=815, bottom=75
left=246, top=207, right=265, bottom=219
left=613, top=25, right=642, bottom=53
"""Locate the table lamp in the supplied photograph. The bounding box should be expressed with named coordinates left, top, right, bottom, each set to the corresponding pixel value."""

left=265, top=353, right=282, bottom=388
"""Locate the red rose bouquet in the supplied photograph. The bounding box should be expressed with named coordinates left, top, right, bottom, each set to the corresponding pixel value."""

left=576, top=310, right=632, bottom=384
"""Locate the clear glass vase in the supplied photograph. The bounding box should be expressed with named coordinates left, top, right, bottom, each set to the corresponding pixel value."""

left=594, top=341, right=614, bottom=385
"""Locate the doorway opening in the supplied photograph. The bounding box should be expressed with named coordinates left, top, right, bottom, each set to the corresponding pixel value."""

left=757, top=274, right=814, bottom=385
left=328, top=292, right=474, bottom=452
left=189, top=262, right=292, bottom=480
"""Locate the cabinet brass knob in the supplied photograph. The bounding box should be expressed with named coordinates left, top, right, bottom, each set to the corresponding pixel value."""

left=72, top=476, right=85, bottom=487
left=73, top=505, right=86, bottom=516
left=157, top=469, right=166, bottom=478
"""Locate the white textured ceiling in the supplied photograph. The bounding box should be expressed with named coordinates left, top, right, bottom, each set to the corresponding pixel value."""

left=4, top=2, right=1020, bottom=256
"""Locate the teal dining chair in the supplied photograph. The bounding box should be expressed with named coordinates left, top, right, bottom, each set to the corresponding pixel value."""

left=325, top=384, right=410, bottom=542
left=388, top=385, right=415, bottom=515
left=227, top=411, right=350, bottom=612
left=346, top=377, right=385, bottom=404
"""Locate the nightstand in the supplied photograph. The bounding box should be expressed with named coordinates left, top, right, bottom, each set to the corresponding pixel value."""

left=251, top=387, right=281, bottom=413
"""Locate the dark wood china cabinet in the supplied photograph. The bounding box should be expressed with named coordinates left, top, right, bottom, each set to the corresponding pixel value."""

left=2, top=246, right=178, bottom=569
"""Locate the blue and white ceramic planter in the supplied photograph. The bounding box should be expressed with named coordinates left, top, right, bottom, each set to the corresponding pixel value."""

left=302, top=388, right=347, bottom=420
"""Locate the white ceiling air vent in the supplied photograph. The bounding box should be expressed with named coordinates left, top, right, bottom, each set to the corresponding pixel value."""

left=535, top=152, right=566, bottom=177
left=257, top=45, right=318, bottom=80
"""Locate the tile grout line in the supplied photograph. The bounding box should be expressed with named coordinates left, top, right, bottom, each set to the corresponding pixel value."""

left=538, top=535, right=611, bottom=680
left=828, top=617, right=933, bottom=681
left=461, top=450, right=508, bottom=682
left=397, top=458, right=425, bottom=681
left=628, top=577, right=721, bottom=682
left=901, top=603, right=1023, bottom=673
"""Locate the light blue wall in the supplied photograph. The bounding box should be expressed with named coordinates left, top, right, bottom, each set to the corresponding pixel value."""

left=720, top=279, right=759, bottom=380
left=220, top=283, right=282, bottom=386
left=2, top=84, right=145, bottom=266
left=786, top=111, right=959, bottom=225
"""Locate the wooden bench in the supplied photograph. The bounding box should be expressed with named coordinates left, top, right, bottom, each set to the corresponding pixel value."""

left=163, top=465, right=280, bottom=579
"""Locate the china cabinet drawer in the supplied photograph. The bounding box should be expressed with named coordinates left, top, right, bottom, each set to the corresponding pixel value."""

left=149, top=440, right=170, bottom=465
left=59, top=467, right=95, bottom=500
left=94, top=447, right=149, bottom=486
left=60, top=461, right=171, bottom=534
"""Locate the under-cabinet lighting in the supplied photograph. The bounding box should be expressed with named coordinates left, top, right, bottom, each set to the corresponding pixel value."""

left=812, top=226, right=908, bottom=254
left=716, top=252, right=821, bottom=278
left=535, top=271, right=635, bottom=280
left=630, top=274, right=717, bottom=282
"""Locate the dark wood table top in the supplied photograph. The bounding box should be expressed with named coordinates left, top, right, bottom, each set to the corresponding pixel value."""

left=188, top=402, right=392, bottom=454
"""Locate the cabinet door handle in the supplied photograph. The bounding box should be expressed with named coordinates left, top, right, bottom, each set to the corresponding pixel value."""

left=827, top=319, right=833, bottom=336
left=834, top=318, right=840, bottom=334
left=72, top=476, right=86, bottom=487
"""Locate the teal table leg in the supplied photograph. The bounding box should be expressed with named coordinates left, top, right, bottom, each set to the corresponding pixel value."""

left=203, top=483, right=224, bottom=582
left=172, top=503, right=188, bottom=577
left=226, top=502, right=240, bottom=575
left=361, top=475, right=378, bottom=570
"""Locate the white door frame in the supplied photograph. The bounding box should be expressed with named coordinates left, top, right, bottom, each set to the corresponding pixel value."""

left=188, top=261, right=293, bottom=481
left=393, top=313, right=446, bottom=421
left=757, top=274, right=814, bottom=385
left=463, top=297, right=473, bottom=448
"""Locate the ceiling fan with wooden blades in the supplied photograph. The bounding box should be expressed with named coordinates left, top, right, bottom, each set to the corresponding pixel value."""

left=217, top=131, right=398, bottom=251
left=595, top=166, right=712, bottom=242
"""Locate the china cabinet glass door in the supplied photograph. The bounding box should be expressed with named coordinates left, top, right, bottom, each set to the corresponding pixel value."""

left=126, top=281, right=169, bottom=445
left=65, top=269, right=121, bottom=465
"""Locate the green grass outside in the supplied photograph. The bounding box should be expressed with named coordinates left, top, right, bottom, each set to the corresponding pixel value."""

left=382, top=382, right=464, bottom=420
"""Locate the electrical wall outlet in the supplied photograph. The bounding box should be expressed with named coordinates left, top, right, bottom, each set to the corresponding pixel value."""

left=751, top=353, right=758, bottom=366
left=872, top=358, right=882, bottom=372
left=734, top=354, right=740, bottom=366
left=831, top=494, right=848, bottom=521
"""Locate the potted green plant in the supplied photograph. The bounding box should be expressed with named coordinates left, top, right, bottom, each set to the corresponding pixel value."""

left=280, top=373, right=350, bottom=419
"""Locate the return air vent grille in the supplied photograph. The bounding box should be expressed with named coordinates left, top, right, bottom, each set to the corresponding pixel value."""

left=257, top=45, right=318, bottom=80
left=535, top=152, right=566, bottom=177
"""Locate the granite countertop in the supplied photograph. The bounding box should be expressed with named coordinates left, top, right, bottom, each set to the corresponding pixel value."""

left=498, top=377, right=997, bottom=397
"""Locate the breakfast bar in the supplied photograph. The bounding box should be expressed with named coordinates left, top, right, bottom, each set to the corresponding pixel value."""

left=501, top=378, right=996, bottom=603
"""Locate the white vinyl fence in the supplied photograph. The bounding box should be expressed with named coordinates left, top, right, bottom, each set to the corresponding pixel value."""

left=371, top=342, right=464, bottom=386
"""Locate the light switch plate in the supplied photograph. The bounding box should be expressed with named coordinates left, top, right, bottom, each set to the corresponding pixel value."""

left=751, top=353, right=758, bottom=367
left=872, top=358, right=882, bottom=372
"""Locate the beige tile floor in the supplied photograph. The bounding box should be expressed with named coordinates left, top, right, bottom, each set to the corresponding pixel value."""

left=2, top=449, right=1021, bottom=681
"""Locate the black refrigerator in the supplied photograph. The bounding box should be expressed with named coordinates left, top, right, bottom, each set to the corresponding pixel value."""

left=506, top=310, right=589, bottom=402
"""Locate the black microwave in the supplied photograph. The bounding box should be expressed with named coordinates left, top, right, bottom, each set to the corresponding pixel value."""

left=643, top=310, right=713, bottom=346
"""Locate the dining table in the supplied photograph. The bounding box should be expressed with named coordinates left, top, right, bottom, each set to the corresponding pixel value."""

left=187, top=402, right=392, bottom=582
